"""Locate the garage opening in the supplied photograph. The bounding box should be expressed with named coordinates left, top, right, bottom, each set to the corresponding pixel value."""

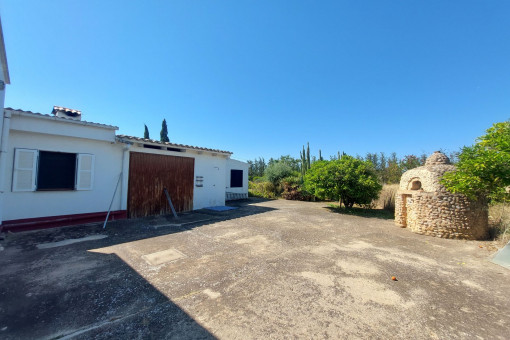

left=128, top=152, right=194, bottom=218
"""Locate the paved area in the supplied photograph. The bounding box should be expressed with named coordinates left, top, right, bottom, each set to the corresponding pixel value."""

left=1, top=198, right=509, bottom=339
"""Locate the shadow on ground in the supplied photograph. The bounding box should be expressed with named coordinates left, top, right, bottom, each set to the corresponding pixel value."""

left=325, top=204, right=394, bottom=220
left=3, top=198, right=275, bottom=251
left=0, top=198, right=274, bottom=339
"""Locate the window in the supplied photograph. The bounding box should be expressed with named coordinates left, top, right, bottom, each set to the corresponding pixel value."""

left=12, top=149, right=95, bottom=192
left=230, top=169, right=243, bottom=188
left=37, top=151, right=76, bottom=190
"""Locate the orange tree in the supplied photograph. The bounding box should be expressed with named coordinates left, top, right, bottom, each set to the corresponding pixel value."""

left=304, top=156, right=382, bottom=208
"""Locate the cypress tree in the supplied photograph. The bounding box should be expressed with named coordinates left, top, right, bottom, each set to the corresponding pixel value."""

left=301, top=145, right=307, bottom=175
left=160, top=119, right=169, bottom=142
left=306, top=142, right=311, bottom=170
left=144, top=124, right=150, bottom=139
left=319, top=149, right=323, bottom=161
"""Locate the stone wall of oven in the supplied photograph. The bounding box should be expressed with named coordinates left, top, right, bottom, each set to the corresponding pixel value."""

left=395, top=190, right=488, bottom=240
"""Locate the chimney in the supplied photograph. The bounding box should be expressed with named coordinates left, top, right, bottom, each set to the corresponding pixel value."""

left=51, top=106, right=82, bottom=121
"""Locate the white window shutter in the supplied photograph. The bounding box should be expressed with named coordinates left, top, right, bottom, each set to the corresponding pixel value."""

left=13, top=148, right=38, bottom=192
left=76, top=154, right=95, bottom=190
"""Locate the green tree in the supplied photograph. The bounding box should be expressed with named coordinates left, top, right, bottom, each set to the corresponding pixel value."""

left=400, top=154, right=421, bottom=172
left=160, top=119, right=169, bottom=142
left=442, top=121, right=510, bottom=202
left=264, top=162, right=294, bottom=187
left=248, top=157, right=267, bottom=180
left=276, top=155, right=301, bottom=172
left=144, top=124, right=150, bottom=139
left=306, top=142, right=311, bottom=170
left=304, top=156, right=382, bottom=207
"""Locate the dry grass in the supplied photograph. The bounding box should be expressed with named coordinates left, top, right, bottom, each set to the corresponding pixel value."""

left=374, top=184, right=398, bottom=212
left=488, top=203, right=510, bottom=245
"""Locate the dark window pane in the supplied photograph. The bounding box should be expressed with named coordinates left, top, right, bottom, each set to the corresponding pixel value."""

left=37, top=151, right=76, bottom=190
left=230, top=169, right=243, bottom=188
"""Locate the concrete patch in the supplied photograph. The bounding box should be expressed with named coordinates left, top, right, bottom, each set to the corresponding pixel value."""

left=336, top=258, right=381, bottom=276
left=340, top=240, right=375, bottom=251
left=461, top=280, right=486, bottom=292
left=300, top=271, right=335, bottom=287
left=310, top=243, right=343, bottom=256
left=142, top=248, right=186, bottom=266
left=203, top=289, right=221, bottom=299
left=152, top=219, right=213, bottom=229
left=36, top=235, right=107, bottom=249
left=234, top=235, right=273, bottom=254
left=339, top=277, right=407, bottom=306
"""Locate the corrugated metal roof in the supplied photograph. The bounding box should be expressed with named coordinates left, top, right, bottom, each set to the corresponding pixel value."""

left=5, top=108, right=119, bottom=130
left=116, top=135, right=233, bottom=155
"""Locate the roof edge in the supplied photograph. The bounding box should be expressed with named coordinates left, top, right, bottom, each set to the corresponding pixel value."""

left=6, top=108, right=119, bottom=130
left=116, top=135, right=233, bottom=155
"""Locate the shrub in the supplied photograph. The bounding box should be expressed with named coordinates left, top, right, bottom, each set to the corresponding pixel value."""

left=304, top=156, right=382, bottom=207
left=264, top=162, right=294, bottom=187
left=248, top=181, right=277, bottom=199
left=281, top=176, right=312, bottom=201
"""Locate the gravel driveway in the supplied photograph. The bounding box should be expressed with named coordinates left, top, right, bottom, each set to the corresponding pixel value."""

left=1, top=198, right=509, bottom=339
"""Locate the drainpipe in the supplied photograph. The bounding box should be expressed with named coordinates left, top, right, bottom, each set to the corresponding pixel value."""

left=0, top=108, right=11, bottom=226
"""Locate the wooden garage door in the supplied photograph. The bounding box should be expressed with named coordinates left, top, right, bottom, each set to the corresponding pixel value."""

left=128, top=152, right=194, bottom=218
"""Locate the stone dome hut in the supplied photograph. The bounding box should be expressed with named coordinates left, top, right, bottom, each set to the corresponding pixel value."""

left=395, top=151, right=488, bottom=239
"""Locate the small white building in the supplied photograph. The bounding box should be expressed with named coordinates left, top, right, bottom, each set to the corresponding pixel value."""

left=0, top=107, right=248, bottom=231
left=0, top=17, right=248, bottom=231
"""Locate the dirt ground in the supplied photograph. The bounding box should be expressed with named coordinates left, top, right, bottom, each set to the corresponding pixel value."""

left=1, top=198, right=509, bottom=339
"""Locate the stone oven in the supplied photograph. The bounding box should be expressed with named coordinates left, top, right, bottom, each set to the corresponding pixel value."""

left=395, top=151, right=488, bottom=239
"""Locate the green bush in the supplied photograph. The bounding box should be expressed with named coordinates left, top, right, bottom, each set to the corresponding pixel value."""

left=304, top=156, right=382, bottom=207
left=248, top=181, right=277, bottom=199
left=281, top=176, right=312, bottom=201
left=264, top=162, right=294, bottom=187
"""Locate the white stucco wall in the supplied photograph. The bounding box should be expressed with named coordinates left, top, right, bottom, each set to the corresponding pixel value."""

left=193, top=153, right=228, bottom=209
left=8, top=110, right=116, bottom=142
left=3, top=128, right=123, bottom=221
left=2, top=111, right=236, bottom=222
left=225, top=158, right=249, bottom=194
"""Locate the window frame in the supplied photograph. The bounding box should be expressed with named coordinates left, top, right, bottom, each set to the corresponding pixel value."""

left=230, top=169, right=243, bottom=188
left=12, top=148, right=95, bottom=192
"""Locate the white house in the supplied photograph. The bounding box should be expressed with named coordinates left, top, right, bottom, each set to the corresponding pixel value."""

left=0, top=16, right=248, bottom=232
left=0, top=107, right=249, bottom=231
left=1, top=107, right=125, bottom=231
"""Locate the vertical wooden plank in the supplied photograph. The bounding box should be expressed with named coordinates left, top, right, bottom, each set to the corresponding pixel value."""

left=128, top=152, right=195, bottom=218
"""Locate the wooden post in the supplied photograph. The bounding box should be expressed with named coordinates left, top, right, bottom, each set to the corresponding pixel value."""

left=164, top=188, right=178, bottom=219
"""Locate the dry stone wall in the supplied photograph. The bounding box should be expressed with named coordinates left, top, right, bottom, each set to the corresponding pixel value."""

left=395, top=151, right=489, bottom=240
left=396, top=191, right=488, bottom=240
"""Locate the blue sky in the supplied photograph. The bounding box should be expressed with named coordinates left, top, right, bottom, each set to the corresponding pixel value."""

left=1, top=1, right=509, bottom=162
